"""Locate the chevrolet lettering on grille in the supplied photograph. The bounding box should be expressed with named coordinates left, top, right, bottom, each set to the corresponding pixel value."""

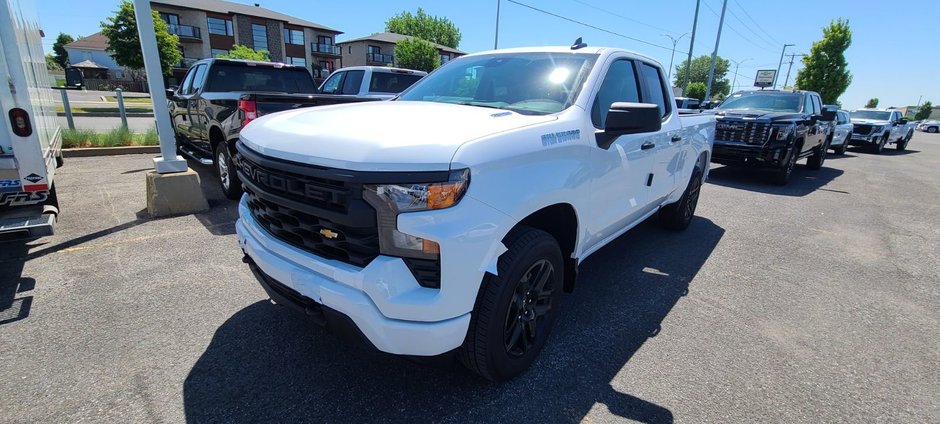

left=238, top=159, right=333, bottom=203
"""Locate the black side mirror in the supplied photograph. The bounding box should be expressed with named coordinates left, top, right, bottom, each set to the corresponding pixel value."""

left=596, top=102, right=662, bottom=149
left=820, top=106, right=837, bottom=122
left=165, top=88, right=177, bottom=99
left=899, top=118, right=909, bottom=125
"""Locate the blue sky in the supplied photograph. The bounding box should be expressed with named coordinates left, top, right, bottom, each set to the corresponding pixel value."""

left=38, top=0, right=938, bottom=109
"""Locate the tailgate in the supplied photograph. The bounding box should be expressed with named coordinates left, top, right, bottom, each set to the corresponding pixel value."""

left=248, top=93, right=381, bottom=116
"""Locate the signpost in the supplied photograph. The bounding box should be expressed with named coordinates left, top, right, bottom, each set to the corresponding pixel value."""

left=754, top=70, right=776, bottom=89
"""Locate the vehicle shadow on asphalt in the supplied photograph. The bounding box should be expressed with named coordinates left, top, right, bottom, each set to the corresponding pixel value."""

left=0, top=241, right=36, bottom=325
left=182, top=217, right=725, bottom=423
left=707, top=165, right=845, bottom=197
left=190, top=161, right=239, bottom=236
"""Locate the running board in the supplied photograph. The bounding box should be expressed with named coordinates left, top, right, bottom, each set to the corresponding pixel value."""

left=0, top=213, right=55, bottom=239
left=178, top=145, right=214, bottom=165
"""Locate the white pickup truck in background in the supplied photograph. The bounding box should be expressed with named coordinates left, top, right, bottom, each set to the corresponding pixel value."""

left=850, top=108, right=915, bottom=153
left=235, top=45, right=715, bottom=381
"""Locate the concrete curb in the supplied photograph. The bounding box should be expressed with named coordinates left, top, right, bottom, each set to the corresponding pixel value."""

left=57, top=112, right=155, bottom=118
left=62, top=146, right=160, bottom=157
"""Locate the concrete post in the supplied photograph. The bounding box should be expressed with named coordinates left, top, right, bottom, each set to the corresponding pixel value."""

left=116, top=88, right=128, bottom=129
left=60, top=89, right=74, bottom=130
left=132, top=0, right=186, bottom=174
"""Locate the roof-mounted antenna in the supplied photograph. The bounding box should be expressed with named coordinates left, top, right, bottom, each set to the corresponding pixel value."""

left=571, top=37, right=587, bottom=50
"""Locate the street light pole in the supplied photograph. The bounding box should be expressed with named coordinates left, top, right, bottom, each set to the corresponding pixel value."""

left=729, top=57, right=751, bottom=92
left=704, top=0, right=728, bottom=101
left=663, top=33, right=690, bottom=83
left=682, top=0, right=701, bottom=91
left=774, top=43, right=794, bottom=90
left=494, top=0, right=501, bottom=49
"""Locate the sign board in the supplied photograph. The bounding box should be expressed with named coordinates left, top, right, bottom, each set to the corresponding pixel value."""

left=754, top=70, right=776, bottom=87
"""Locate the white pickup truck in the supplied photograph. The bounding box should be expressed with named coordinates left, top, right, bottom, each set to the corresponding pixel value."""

left=235, top=45, right=715, bottom=381
left=849, top=108, right=914, bottom=153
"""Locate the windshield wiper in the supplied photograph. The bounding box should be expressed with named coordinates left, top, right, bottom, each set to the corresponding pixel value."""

left=453, top=101, right=503, bottom=110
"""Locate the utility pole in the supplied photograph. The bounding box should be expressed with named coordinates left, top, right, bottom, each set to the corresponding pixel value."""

left=774, top=43, right=794, bottom=89
left=728, top=57, right=751, bottom=93
left=916, top=95, right=923, bottom=107
left=782, top=53, right=804, bottom=90
left=704, top=0, right=727, bottom=101
left=682, top=0, right=701, bottom=91
left=494, top=0, right=500, bottom=49
left=663, top=33, right=690, bottom=83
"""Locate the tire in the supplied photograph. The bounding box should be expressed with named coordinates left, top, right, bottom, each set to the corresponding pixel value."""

left=55, top=153, right=64, bottom=168
left=658, top=168, right=703, bottom=231
left=836, top=134, right=849, bottom=155
left=897, top=131, right=912, bottom=151
left=773, top=148, right=799, bottom=186
left=929, top=127, right=938, bottom=133
left=458, top=227, right=563, bottom=382
left=215, top=142, right=243, bottom=200
left=806, top=138, right=829, bottom=170
left=872, top=134, right=887, bottom=154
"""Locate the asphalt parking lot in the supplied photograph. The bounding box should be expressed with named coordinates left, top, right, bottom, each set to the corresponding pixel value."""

left=2, top=133, right=938, bottom=423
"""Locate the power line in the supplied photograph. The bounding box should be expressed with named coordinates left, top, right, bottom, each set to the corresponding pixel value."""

left=505, top=0, right=687, bottom=54
left=571, top=0, right=681, bottom=36
left=725, top=7, right=777, bottom=50
left=732, top=0, right=782, bottom=46
left=701, top=0, right=774, bottom=54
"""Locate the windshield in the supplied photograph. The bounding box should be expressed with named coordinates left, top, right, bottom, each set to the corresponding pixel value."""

left=851, top=110, right=891, bottom=120
left=717, top=92, right=803, bottom=112
left=398, top=52, right=598, bottom=115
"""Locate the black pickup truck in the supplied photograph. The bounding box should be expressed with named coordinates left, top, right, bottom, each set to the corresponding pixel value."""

left=710, top=90, right=836, bottom=185
left=168, top=58, right=378, bottom=198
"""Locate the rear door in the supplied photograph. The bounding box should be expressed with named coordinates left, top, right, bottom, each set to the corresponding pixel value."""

left=171, top=66, right=197, bottom=139
left=186, top=63, right=209, bottom=144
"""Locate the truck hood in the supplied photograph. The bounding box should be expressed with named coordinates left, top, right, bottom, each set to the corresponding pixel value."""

left=239, top=101, right=558, bottom=171
left=715, top=110, right=805, bottom=123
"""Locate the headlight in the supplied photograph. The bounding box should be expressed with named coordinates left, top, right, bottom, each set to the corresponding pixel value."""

left=773, top=124, right=795, bottom=141
left=363, top=169, right=470, bottom=260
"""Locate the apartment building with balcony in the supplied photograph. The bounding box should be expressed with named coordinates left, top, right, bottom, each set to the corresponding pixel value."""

left=337, top=32, right=464, bottom=69
left=65, top=0, right=342, bottom=83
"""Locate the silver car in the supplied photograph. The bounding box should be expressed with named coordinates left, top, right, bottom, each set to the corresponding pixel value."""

left=829, top=110, right=853, bottom=155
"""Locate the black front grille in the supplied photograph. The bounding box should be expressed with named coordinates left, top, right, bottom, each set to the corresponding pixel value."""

left=853, top=124, right=873, bottom=135
left=715, top=121, right=772, bottom=145
left=237, top=150, right=380, bottom=267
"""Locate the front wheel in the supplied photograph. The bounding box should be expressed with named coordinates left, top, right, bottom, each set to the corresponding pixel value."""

left=897, top=131, right=912, bottom=151
left=215, top=142, right=243, bottom=200
left=658, top=168, right=703, bottom=231
left=872, top=135, right=887, bottom=154
left=459, top=227, right=563, bottom=382
left=928, top=127, right=939, bottom=133
left=773, top=148, right=799, bottom=186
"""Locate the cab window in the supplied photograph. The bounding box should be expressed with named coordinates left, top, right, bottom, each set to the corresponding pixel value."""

left=638, top=62, right=670, bottom=118
left=320, top=71, right=345, bottom=94
left=591, top=59, right=640, bottom=128
left=179, top=66, right=198, bottom=95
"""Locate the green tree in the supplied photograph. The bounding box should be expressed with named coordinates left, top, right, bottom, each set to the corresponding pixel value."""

left=45, top=54, right=63, bottom=71
left=685, top=82, right=707, bottom=101
left=216, top=44, right=270, bottom=61
left=52, top=32, right=73, bottom=68
left=674, top=55, right=731, bottom=97
left=394, top=37, right=440, bottom=72
left=101, top=0, right=181, bottom=77
left=914, top=101, right=933, bottom=121
left=795, top=18, right=852, bottom=105
left=385, top=8, right=461, bottom=49
left=865, top=98, right=879, bottom=108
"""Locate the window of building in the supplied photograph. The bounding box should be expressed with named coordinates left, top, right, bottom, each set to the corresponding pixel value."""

left=368, top=45, right=381, bottom=54
left=284, top=28, right=304, bottom=45
left=252, top=23, right=268, bottom=51
left=211, top=48, right=229, bottom=57
left=440, top=54, right=450, bottom=64
left=287, top=56, right=306, bottom=67
left=207, top=17, right=233, bottom=36
left=159, top=12, right=179, bottom=27
left=318, top=35, right=333, bottom=45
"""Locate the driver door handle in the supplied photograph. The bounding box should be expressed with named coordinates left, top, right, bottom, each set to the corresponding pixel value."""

left=671, top=135, right=682, bottom=142
left=641, top=141, right=656, bottom=150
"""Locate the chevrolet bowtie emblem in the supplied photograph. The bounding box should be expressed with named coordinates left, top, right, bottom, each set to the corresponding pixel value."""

left=319, top=228, right=340, bottom=239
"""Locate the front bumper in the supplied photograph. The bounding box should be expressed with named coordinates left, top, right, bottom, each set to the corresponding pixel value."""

left=236, top=193, right=514, bottom=356
left=711, top=140, right=790, bottom=168
left=850, top=132, right=881, bottom=145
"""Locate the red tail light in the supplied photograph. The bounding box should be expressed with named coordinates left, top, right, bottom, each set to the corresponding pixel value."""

left=9, top=108, right=32, bottom=137
left=239, top=100, right=257, bottom=127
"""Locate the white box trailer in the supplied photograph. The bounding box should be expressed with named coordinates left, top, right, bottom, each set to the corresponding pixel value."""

left=0, top=0, right=62, bottom=238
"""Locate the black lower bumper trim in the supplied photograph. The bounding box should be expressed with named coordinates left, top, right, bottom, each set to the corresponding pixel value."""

left=244, top=255, right=378, bottom=352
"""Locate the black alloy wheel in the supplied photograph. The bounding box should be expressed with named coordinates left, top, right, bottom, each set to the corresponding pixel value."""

left=503, top=259, right=555, bottom=358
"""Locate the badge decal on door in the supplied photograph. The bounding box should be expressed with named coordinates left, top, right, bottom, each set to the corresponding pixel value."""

left=541, top=129, right=580, bottom=147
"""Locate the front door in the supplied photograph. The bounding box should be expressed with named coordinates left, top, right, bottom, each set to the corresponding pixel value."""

left=586, top=58, right=658, bottom=247
left=637, top=61, right=683, bottom=204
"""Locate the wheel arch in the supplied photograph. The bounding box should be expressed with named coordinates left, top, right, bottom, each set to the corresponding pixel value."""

left=504, top=203, right=579, bottom=293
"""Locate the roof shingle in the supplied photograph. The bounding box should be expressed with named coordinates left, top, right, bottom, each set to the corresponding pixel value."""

left=337, top=32, right=464, bottom=55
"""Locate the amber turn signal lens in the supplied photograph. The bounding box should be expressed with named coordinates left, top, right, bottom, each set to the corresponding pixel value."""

left=427, top=180, right=467, bottom=210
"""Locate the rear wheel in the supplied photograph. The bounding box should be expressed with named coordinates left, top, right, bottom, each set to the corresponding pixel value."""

left=459, top=227, right=563, bottom=382
left=215, top=142, right=243, bottom=200
left=836, top=134, right=849, bottom=155
left=928, top=126, right=938, bottom=133
left=658, top=168, right=703, bottom=231
left=807, top=138, right=829, bottom=170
